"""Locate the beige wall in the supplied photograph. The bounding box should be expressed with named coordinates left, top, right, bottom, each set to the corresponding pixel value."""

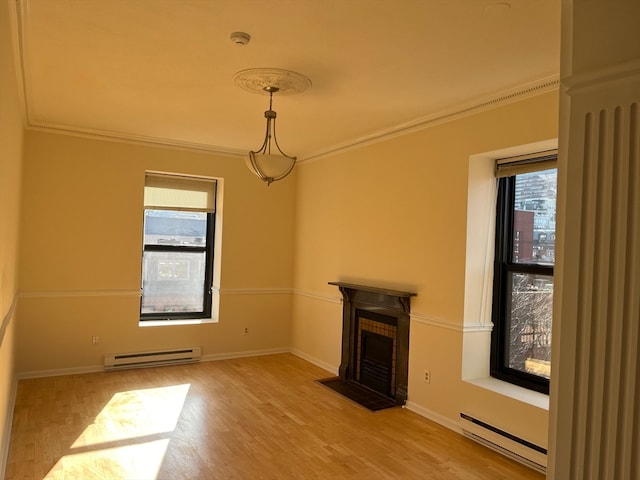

left=0, top=0, right=24, bottom=468
left=291, top=91, right=558, bottom=447
left=16, top=131, right=295, bottom=373
left=2, top=16, right=558, bottom=466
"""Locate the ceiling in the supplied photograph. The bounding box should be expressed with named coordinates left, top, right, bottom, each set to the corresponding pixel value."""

left=12, top=0, right=560, bottom=160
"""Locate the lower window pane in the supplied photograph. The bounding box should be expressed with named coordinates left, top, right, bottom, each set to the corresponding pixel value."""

left=506, top=272, right=553, bottom=378
left=141, top=251, right=206, bottom=315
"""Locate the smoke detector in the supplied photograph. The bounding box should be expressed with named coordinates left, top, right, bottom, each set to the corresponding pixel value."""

left=230, top=32, right=251, bottom=46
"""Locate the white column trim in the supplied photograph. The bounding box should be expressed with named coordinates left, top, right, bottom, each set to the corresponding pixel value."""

left=564, top=58, right=640, bottom=94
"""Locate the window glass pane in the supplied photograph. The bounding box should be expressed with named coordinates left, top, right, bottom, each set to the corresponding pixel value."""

left=144, top=210, right=207, bottom=247
left=141, top=251, right=206, bottom=314
left=512, top=168, right=557, bottom=265
left=506, top=272, right=553, bottom=379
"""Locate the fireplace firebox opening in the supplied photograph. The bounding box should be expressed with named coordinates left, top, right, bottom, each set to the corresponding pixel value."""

left=359, top=330, right=394, bottom=396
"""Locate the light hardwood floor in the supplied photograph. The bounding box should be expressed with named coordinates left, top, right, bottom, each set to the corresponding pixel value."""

left=5, top=354, right=544, bottom=479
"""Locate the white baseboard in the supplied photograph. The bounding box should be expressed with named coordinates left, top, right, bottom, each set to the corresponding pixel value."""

left=16, top=365, right=104, bottom=380
left=404, top=400, right=462, bottom=434
left=16, top=348, right=292, bottom=379
left=200, top=347, right=290, bottom=363
left=289, top=348, right=338, bottom=375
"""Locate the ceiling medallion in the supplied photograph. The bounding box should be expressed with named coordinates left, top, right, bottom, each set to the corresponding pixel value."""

left=233, top=68, right=311, bottom=96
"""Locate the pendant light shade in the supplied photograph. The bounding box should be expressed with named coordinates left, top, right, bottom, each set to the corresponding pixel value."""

left=246, top=153, right=296, bottom=185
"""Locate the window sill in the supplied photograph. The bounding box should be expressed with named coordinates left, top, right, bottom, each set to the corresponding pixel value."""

left=139, top=318, right=218, bottom=327
left=464, top=377, right=549, bottom=410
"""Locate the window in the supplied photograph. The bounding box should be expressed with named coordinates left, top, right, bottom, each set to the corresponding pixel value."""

left=140, top=174, right=216, bottom=321
left=491, top=153, right=557, bottom=394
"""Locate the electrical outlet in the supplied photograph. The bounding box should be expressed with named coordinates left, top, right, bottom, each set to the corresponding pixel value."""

left=92, top=336, right=99, bottom=345
left=244, top=327, right=249, bottom=335
left=423, top=369, right=431, bottom=384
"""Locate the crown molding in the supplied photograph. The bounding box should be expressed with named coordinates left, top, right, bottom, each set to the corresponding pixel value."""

left=22, top=76, right=559, bottom=162
left=26, top=123, right=246, bottom=158
left=299, top=75, right=560, bottom=164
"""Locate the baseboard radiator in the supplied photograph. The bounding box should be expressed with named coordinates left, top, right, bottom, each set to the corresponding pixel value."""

left=460, top=413, right=546, bottom=474
left=104, top=347, right=201, bottom=370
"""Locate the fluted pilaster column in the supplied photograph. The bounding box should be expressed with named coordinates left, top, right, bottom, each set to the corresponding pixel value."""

left=549, top=2, right=640, bottom=478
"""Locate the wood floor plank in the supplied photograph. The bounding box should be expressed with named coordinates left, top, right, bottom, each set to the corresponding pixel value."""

left=6, top=354, right=544, bottom=479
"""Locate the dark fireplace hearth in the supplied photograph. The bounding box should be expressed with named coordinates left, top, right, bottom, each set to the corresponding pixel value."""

left=329, top=282, right=415, bottom=406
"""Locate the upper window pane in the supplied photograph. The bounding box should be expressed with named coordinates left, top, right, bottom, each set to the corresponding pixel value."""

left=512, top=168, right=557, bottom=265
left=144, top=210, right=207, bottom=247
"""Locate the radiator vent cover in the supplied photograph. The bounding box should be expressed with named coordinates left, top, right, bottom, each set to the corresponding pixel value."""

left=104, top=347, right=201, bottom=370
left=460, top=413, right=546, bottom=474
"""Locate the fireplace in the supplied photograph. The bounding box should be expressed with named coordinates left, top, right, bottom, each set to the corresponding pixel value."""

left=329, top=282, right=415, bottom=405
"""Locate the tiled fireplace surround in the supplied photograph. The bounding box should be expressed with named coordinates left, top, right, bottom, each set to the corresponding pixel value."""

left=329, top=282, right=415, bottom=405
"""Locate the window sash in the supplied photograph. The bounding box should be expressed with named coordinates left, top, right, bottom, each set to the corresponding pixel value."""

left=491, top=166, right=556, bottom=394
left=140, top=209, right=215, bottom=321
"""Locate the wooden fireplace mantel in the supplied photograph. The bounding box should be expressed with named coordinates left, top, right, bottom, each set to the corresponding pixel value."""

left=328, top=282, right=416, bottom=299
left=328, top=282, right=416, bottom=313
left=329, top=282, right=416, bottom=405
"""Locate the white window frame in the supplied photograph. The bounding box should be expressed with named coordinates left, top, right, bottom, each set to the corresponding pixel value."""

left=139, top=173, right=222, bottom=326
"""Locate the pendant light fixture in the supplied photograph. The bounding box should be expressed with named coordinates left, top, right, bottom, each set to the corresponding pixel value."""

left=247, top=86, right=295, bottom=186
left=233, top=68, right=311, bottom=186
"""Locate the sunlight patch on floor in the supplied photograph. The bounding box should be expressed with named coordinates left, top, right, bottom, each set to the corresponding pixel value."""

left=72, top=384, right=190, bottom=447
left=44, top=439, right=170, bottom=480
left=44, top=383, right=190, bottom=479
